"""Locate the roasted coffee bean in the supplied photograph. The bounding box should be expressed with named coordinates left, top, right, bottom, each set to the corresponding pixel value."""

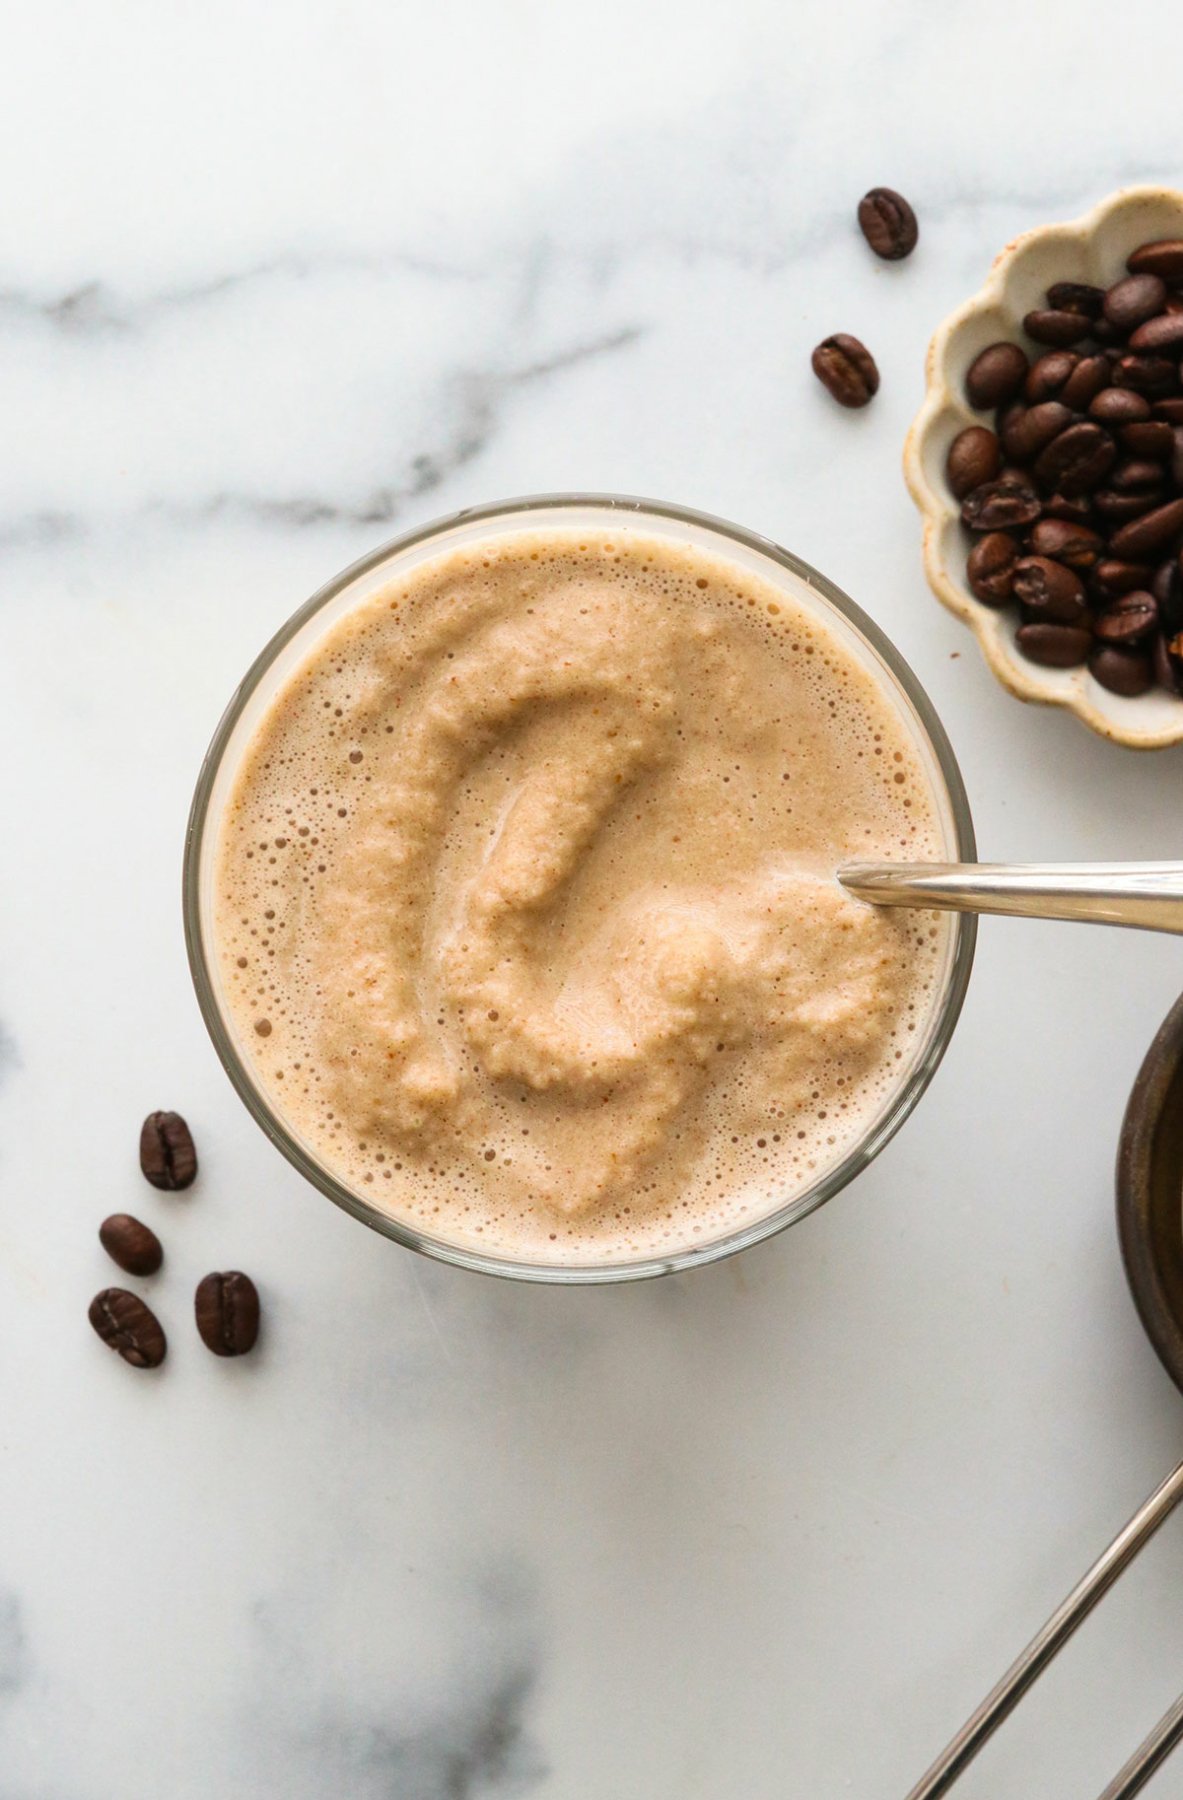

left=1153, top=630, right=1183, bottom=693
left=1111, top=458, right=1165, bottom=494
left=1001, top=401, right=1073, bottom=463
left=140, top=1110, right=197, bottom=1190
left=1042, top=492, right=1095, bottom=524
left=1093, top=558, right=1153, bottom=599
left=1028, top=517, right=1104, bottom=570
left=1090, top=387, right=1152, bottom=424
left=857, top=187, right=918, bottom=260
left=89, top=1288, right=167, bottom=1369
left=1167, top=295, right=1183, bottom=316
left=966, top=342, right=1029, bottom=410
left=1046, top=280, right=1106, bottom=317
left=1172, top=428, right=1183, bottom=490
left=1023, top=309, right=1093, bottom=347
left=1034, top=422, right=1115, bottom=494
left=1113, top=353, right=1178, bottom=396
left=1025, top=351, right=1079, bottom=402
left=1104, top=273, right=1168, bottom=333
left=1089, top=644, right=1154, bottom=696
left=1094, top=590, right=1158, bottom=645
left=1013, top=556, right=1087, bottom=624
left=960, top=475, right=1042, bottom=531
left=1119, top=420, right=1174, bottom=459
left=1152, top=557, right=1183, bottom=625
left=1130, top=313, right=1183, bottom=354
left=966, top=533, right=1018, bottom=605
left=946, top=426, right=1001, bottom=498
left=1059, top=355, right=1111, bottom=411
left=1094, top=488, right=1163, bottom=524
left=194, top=1271, right=260, bottom=1357
left=811, top=333, right=879, bottom=408
left=1110, top=497, right=1183, bottom=561
left=1128, top=239, right=1183, bottom=282
left=99, top=1213, right=163, bottom=1277
left=1015, top=622, right=1092, bottom=668
left=1153, top=398, right=1183, bottom=424
left=995, top=399, right=1025, bottom=448
left=1092, top=316, right=1121, bottom=345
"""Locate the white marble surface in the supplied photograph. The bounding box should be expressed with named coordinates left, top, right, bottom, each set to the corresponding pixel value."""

left=5, top=2, right=1183, bottom=1794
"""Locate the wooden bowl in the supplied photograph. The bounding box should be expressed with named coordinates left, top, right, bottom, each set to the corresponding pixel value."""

left=1117, top=990, right=1183, bottom=1395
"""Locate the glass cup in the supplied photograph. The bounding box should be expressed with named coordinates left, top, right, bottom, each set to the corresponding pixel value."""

left=184, top=494, right=977, bottom=1283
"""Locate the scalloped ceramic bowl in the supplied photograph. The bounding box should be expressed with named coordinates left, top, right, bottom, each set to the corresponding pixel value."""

left=905, top=185, right=1183, bottom=750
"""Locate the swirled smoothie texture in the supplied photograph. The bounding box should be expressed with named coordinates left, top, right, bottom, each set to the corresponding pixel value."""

left=214, top=530, right=947, bottom=1261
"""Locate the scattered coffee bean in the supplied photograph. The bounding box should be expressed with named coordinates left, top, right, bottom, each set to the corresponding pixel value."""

left=966, top=532, right=1019, bottom=604
left=1089, top=644, right=1154, bottom=696
left=140, top=1110, right=197, bottom=1191
left=811, top=333, right=879, bottom=408
left=1153, top=398, right=1183, bottom=424
left=946, top=426, right=1001, bottom=498
left=1023, top=310, right=1093, bottom=347
left=195, top=1271, right=260, bottom=1357
left=965, top=342, right=1029, bottom=409
left=1015, top=622, right=1092, bottom=668
left=1094, top=590, right=1158, bottom=645
left=857, top=187, right=917, bottom=260
left=1128, top=240, right=1183, bottom=282
left=99, top=1213, right=163, bottom=1277
left=1104, top=274, right=1168, bottom=333
left=89, top=1288, right=167, bottom=1368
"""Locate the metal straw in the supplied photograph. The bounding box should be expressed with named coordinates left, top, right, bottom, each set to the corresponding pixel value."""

left=840, top=861, right=1183, bottom=935
left=904, top=1460, right=1183, bottom=1798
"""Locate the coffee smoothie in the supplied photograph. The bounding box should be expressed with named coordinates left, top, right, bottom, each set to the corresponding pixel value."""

left=212, top=526, right=947, bottom=1263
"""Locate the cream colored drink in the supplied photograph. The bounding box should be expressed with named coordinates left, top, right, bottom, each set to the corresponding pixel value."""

left=212, top=528, right=946, bottom=1262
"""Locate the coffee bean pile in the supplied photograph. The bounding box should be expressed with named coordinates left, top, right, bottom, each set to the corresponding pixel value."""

left=951, top=239, right=1183, bottom=699
left=88, top=1110, right=261, bottom=1369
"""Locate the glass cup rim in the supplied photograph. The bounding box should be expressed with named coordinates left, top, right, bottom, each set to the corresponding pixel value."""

left=183, top=491, right=977, bottom=1285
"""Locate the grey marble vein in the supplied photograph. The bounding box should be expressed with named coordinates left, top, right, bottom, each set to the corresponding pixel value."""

left=0, top=249, right=484, bottom=339
left=324, top=1665, right=544, bottom=1800
left=244, top=1564, right=546, bottom=1800
left=0, top=512, right=82, bottom=552
left=0, top=1024, right=18, bottom=1091
left=0, top=1591, right=26, bottom=1697
left=15, top=322, right=644, bottom=544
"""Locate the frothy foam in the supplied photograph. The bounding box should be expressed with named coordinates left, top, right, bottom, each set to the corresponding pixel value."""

left=211, top=527, right=949, bottom=1264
